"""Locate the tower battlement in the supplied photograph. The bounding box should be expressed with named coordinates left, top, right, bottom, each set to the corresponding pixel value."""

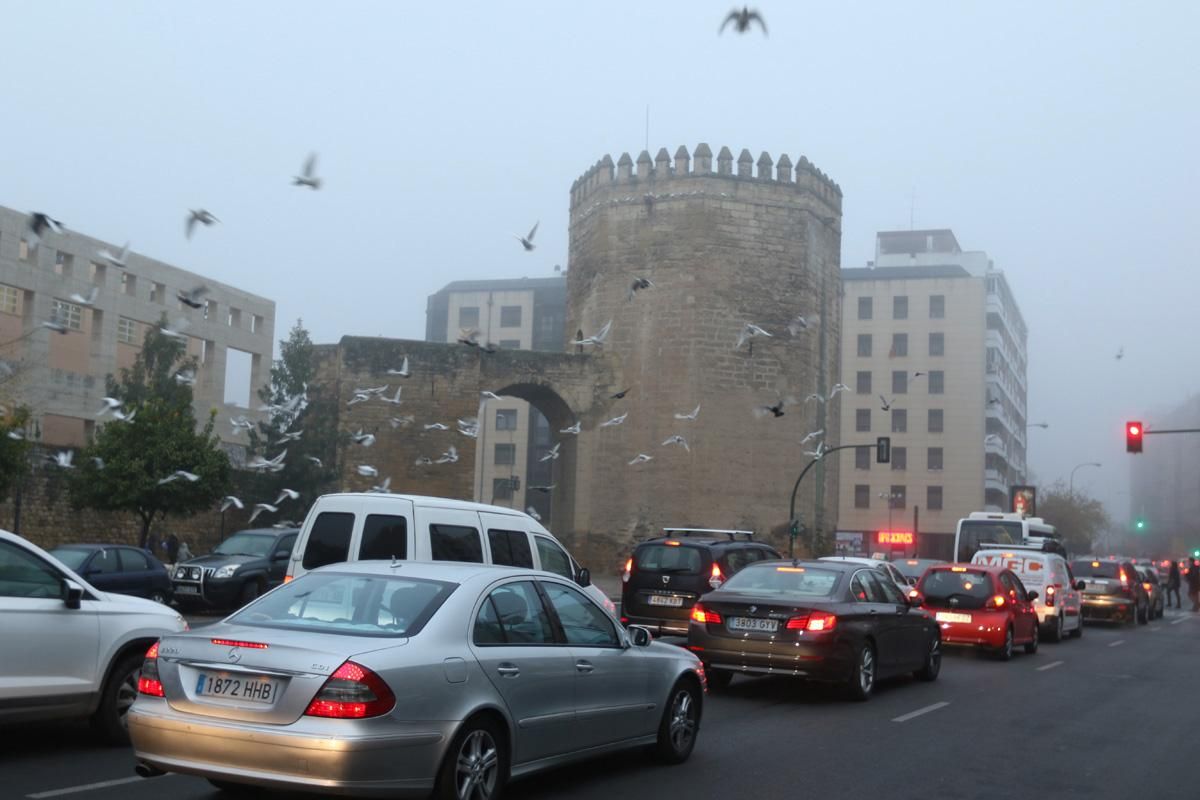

left=569, top=143, right=841, bottom=214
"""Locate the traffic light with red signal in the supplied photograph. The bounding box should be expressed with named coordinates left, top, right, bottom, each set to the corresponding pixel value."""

left=1126, top=421, right=1143, bottom=453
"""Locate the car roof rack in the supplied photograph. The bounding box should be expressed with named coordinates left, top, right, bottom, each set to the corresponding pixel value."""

left=662, top=528, right=755, bottom=541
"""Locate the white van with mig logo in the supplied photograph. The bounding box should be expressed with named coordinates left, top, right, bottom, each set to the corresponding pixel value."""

left=970, top=545, right=1085, bottom=642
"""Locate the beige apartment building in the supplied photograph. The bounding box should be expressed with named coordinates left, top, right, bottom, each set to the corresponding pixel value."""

left=0, top=206, right=274, bottom=456
left=836, top=230, right=1028, bottom=558
left=425, top=276, right=566, bottom=518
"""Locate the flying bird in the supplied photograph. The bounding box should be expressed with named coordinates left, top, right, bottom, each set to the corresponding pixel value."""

left=160, top=317, right=191, bottom=340
left=515, top=221, right=539, bottom=251
left=68, top=287, right=99, bottom=306
left=346, top=392, right=370, bottom=406
left=6, top=430, right=24, bottom=441
left=97, top=397, right=123, bottom=416
left=720, top=6, right=767, bottom=35
left=628, top=277, right=654, bottom=301
left=628, top=453, right=654, bottom=465
left=111, top=408, right=137, bottom=423
left=480, top=391, right=503, bottom=402
left=787, top=314, right=809, bottom=336
left=28, top=212, right=64, bottom=240
left=600, top=412, right=628, bottom=428
left=1115, top=346, right=1124, bottom=361
left=559, top=422, right=582, bottom=435
left=457, top=418, right=479, bottom=438
left=157, top=470, right=199, bottom=485
left=378, top=386, right=403, bottom=405
left=274, top=488, right=300, bottom=505
left=526, top=506, right=542, bottom=521
left=804, top=393, right=826, bottom=405
left=735, top=323, right=772, bottom=351
left=230, top=416, right=254, bottom=434
left=436, top=446, right=459, bottom=464
left=414, top=456, right=434, bottom=466
left=175, top=369, right=197, bottom=386
left=578, top=320, right=613, bottom=347
left=220, top=496, right=244, bottom=512
left=610, top=388, right=631, bottom=400
left=351, top=429, right=376, bottom=447
left=801, top=429, right=824, bottom=445
left=387, top=357, right=411, bottom=377
left=305, top=455, right=324, bottom=468
left=754, top=397, right=796, bottom=419
left=186, top=209, right=219, bottom=239
left=828, top=383, right=851, bottom=400
left=369, top=477, right=393, bottom=494
left=41, top=318, right=68, bottom=334
left=277, top=429, right=303, bottom=443
left=177, top=285, right=209, bottom=309
left=390, top=415, right=415, bottom=428
left=91, top=457, right=105, bottom=470
left=97, top=241, right=130, bottom=269
left=50, top=451, right=74, bottom=469
left=662, top=435, right=690, bottom=452
left=803, top=442, right=827, bottom=460
left=674, top=404, right=701, bottom=421
left=540, top=442, right=562, bottom=462
left=248, top=503, right=277, bottom=524
left=356, top=465, right=378, bottom=477
left=457, top=328, right=481, bottom=347
left=293, top=153, right=322, bottom=189
left=424, top=423, right=449, bottom=431
left=879, top=394, right=893, bottom=412
left=528, top=484, right=556, bottom=494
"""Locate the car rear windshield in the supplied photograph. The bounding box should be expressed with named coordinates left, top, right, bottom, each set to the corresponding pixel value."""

left=919, top=569, right=994, bottom=610
left=213, top=532, right=275, bottom=558
left=720, top=564, right=840, bottom=597
left=1071, top=560, right=1120, bottom=579
left=228, top=572, right=456, bottom=637
left=635, top=544, right=704, bottom=574
left=49, top=548, right=91, bottom=571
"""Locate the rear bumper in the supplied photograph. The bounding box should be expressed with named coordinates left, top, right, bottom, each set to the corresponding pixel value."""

left=1081, top=596, right=1136, bottom=621
left=171, top=578, right=241, bottom=609
left=686, top=626, right=851, bottom=680
left=129, top=701, right=452, bottom=797
left=933, top=612, right=1009, bottom=648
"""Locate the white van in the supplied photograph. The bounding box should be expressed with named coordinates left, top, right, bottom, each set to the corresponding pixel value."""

left=970, top=545, right=1085, bottom=642
left=286, top=493, right=615, bottom=612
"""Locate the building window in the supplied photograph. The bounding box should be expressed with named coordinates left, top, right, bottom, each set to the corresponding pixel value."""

left=891, top=333, right=908, bottom=357
left=857, top=296, right=872, bottom=320
left=89, top=261, right=106, bottom=286
left=857, top=334, right=872, bottom=357
left=891, top=446, right=906, bottom=471
left=893, top=295, right=908, bottom=320
left=18, top=239, right=35, bottom=262
left=929, top=370, right=945, bottom=394
left=854, top=484, right=870, bottom=509
left=891, top=408, right=907, bottom=433
left=227, top=308, right=241, bottom=328
left=492, top=477, right=514, bottom=501
left=54, top=251, right=74, bottom=277
left=928, top=447, right=944, bottom=471
left=495, top=409, right=518, bottom=430
left=52, top=299, right=83, bottom=331
left=204, top=299, right=215, bottom=321
left=121, top=273, right=136, bottom=297
left=856, top=370, right=871, bottom=394
left=927, top=408, right=944, bottom=433
left=0, top=285, right=18, bottom=316
left=892, top=370, right=908, bottom=394
left=856, top=408, right=871, bottom=432
left=930, top=294, right=945, bottom=319
left=499, top=306, right=522, bottom=328
left=459, top=306, right=480, bottom=329
left=889, top=485, right=906, bottom=509
left=117, top=316, right=137, bottom=344
left=929, top=332, right=945, bottom=357
left=855, top=446, right=871, bottom=470
left=927, top=485, right=944, bottom=511
left=499, top=339, right=521, bottom=349
left=149, top=281, right=165, bottom=303
left=494, top=443, right=516, bottom=466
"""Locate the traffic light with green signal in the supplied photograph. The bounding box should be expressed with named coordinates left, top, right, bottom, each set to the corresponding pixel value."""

left=1134, top=518, right=1147, bottom=532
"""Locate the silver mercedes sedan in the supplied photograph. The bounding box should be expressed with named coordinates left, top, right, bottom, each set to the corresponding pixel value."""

left=129, top=561, right=704, bottom=799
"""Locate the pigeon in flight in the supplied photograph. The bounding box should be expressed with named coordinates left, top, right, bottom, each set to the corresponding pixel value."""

left=674, top=404, right=701, bottom=421
left=97, top=241, right=130, bottom=269
left=6, top=430, right=24, bottom=441
left=378, top=386, right=403, bottom=405
left=803, top=442, right=827, bottom=460
left=28, top=212, right=64, bottom=241
left=436, top=446, right=459, bottom=464
left=515, top=221, right=539, bottom=251
left=662, top=435, right=690, bottom=452
left=111, top=408, right=137, bottom=423
left=369, top=477, right=393, bottom=494
left=230, top=416, right=254, bottom=434
left=754, top=397, right=796, bottom=419
left=220, top=496, right=244, bottom=512
left=158, top=470, right=200, bottom=485
left=97, top=397, right=123, bottom=416
left=386, top=357, right=411, bottom=377
left=305, top=455, right=324, bottom=468
left=560, top=422, right=582, bottom=435
left=458, top=328, right=481, bottom=347
left=879, top=394, right=893, bottom=412
left=611, top=388, right=631, bottom=400
left=351, top=429, right=376, bottom=447
left=160, top=317, right=191, bottom=341
left=720, top=6, right=767, bottom=35
left=801, top=429, right=824, bottom=445
left=735, top=323, right=772, bottom=351
left=540, top=442, right=562, bottom=462
left=248, top=503, right=277, bottom=525
left=526, top=506, right=542, bottom=521
left=804, top=393, right=826, bottom=406
left=628, top=277, right=654, bottom=301
left=277, top=429, right=303, bottom=444
left=827, top=383, right=850, bottom=400
left=1115, top=346, right=1124, bottom=361
left=356, top=465, right=378, bottom=477
left=346, top=392, right=370, bottom=406
left=68, top=287, right=99, bottom=306
left=424, top=423, right=449, bottom=431
left=414, top=456, right=434, bottom=466
left=177, top=285, right=209, bottom=309
left=274, top=488, right=300, bottom=505
left=787, top=314, right=809, bottom=336
left=41, top=317, right=68, bottom=335
left=91, top=457, right=105, bottom=470
left=457, top=418, right=480, bottom=438
left=389, top=415, right=415, bottom=428
left=186, top=209, right=219, bottom=239
left=481, top=391, right=503, bottom=402
left=578, top=320, right=613, bottom=347
left=600, top=412, right=628, bottom=428
left=293, top=153, right=322, bottom=190
left=528, top=484, right=556, bottom=494
left=628, top=453, right=654, bottom=465
left=50, top=451, right=74, bottom=469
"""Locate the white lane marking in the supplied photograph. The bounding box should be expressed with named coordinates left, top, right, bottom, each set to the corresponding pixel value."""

left=1036, top=660, right=1064, bottom=672
left=1171, top=617, right=1189, bottom=625
left=1108, top=640, right=1125, bottom=647
left=892, top=701, right=950, bottom=723
left=27, top=776, right=161, bottom=799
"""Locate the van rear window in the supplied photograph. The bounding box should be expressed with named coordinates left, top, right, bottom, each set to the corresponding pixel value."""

left=1071, top=560, right=1120, bottom=579
left=634, top=544, right=703, bottom=575
left=430, top=524, right=484, bottom=564
left=302, top=512, right=355, bottom=570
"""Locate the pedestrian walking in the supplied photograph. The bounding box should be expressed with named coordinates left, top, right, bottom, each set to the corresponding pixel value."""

left=1186, top=559, right=1200, bottom=613
left=177, top=540, right=193, bottom=563
left=1167, top=559, right=1182, bottom=609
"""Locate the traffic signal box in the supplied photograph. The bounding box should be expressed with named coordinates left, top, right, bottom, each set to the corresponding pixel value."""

left=1126, top=422, right=1143, bottom=453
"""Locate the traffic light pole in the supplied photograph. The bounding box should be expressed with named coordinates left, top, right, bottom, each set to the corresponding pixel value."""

left=1143, top=429, right=1200, bottom=435
left=788, top=443, right=876, bottom=559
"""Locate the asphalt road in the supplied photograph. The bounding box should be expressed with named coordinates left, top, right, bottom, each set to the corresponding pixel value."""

left=3, top=611, right=1196, bottom=800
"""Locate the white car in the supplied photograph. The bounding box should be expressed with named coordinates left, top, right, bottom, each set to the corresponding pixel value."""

left=819, top=556, right=912, bottom=596
left=0, top=529, right=187, bottom=743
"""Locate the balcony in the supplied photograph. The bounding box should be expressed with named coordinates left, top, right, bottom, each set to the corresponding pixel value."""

left=985, top=469, right=1008, bottom=494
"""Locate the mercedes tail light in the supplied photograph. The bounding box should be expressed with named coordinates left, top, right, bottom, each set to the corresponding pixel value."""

left=691, top=604, right=723, bottom=624
left=304, top=661, right=395, bottom=719
left=708, top=562, right=725, bottom=590
left=137, top=641, right=165, bottom=697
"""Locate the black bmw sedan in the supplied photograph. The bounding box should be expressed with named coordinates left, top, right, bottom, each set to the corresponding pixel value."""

left=686, top=559, right=941, bottom=700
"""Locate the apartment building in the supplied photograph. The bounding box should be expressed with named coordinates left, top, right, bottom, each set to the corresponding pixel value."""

left=425, top=276, right=566, bottom=518
left=0, top=206, right=274, bottom=455
left=836, top=230, right=1028, bottom=556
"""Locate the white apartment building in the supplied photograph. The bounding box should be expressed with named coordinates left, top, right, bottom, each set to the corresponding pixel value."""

left=836, top=230, right=1028, bottom=557
left=425, top=277, right=566, bottom=518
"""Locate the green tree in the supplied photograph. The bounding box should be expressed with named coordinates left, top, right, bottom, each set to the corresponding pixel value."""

left=0, top=405, right=33, bottom=501
left=243, top=319, right=337, bottom=524
left=1038, top=480, right=1112, bottom=556
left=69, top=317, right=230, bottom=547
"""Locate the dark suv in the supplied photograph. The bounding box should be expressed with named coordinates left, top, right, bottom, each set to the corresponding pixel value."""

left=172, top=528, right=298, bottom=611
left=1072, top=557, right=1150, bottom=625
left=620, top=529, right=780, bottom=636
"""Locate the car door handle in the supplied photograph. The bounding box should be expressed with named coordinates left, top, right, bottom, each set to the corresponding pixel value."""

left=575, top=661, right=595, bottom=673
left=496, top=665, right=520, bottom=677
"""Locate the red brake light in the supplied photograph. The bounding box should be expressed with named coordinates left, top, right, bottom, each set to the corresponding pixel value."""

left=1142, top=582, right=1153, bottom=593
left=304, top=661, right=395, bottom=719
left=709, top=561, right=724, bottom=590
left=1045, top=584, right=1057, bottom=607
left=137, top=641, right=165, bottom=697
left=691, top=604, right=723, bottom=624
left=622, top=557, right=633, bottom=583
left=211, top=639, right=269, bottom=650
left=805, top=611, right=837, bottom=632
left=785, top=615, right=810, bottom=630
left=988, top=594, right=1007, bottom=609
left=1119, top=569, right=1128, bottom=586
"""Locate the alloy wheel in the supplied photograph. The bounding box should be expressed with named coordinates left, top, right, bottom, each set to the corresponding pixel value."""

left=859, top=646, right=875, bottom=694
left=668, top=688, right=697, bottom=753
left=455, top=729, right=499, bottom=800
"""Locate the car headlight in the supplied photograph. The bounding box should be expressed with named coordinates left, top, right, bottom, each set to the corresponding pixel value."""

left=213, top=564, right=240, bottom=579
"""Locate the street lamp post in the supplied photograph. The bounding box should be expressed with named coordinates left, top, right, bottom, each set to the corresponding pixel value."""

left=1069, top=461, right=1102, bottom=495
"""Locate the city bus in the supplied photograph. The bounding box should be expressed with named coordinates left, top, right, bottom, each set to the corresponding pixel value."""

left=953, top=511, right=1064, bottom=562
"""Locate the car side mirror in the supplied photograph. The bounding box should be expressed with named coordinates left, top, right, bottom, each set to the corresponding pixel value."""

left=1075, top=580, right=1086, bottom=591
left=907, top=577, right=918, bottom=586
left=627, top=625, right=652, bottom=647
left=575, top=567, right=592, bottom=588
left=906, top=591, right=924, bottom=606
left=1026, top=591, right=1039, bottom=602
left=62, top=579, right=84, bottom=610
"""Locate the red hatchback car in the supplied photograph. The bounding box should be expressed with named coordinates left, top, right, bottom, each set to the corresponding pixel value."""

left=915, top=564, right=1040, bottom=660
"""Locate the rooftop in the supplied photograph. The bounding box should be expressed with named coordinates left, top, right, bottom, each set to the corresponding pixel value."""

left=841, top=265, right=972, bottom=281
left=432, top=276, right=566, bottom=295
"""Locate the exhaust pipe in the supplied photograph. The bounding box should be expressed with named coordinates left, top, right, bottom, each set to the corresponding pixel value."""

left=135, top=762, right=166, bottom=778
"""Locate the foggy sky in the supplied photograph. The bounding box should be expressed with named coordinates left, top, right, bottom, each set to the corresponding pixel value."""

left=2, top=1, right=1197, bottom=524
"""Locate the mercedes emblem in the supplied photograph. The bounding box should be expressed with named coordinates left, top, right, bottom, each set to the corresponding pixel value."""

left=227, top=647, right=241, bottom=663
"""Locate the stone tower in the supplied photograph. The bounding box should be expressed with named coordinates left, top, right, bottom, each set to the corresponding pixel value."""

left=563, top=143, right=843, bottom=558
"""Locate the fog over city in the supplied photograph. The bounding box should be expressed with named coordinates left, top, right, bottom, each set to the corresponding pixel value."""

left=2, top=0, right=1197, bottom=522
